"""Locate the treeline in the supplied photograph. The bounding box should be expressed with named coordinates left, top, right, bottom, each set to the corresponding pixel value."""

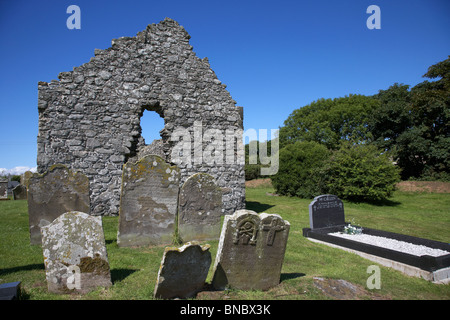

left=246, top=56, right=449, bottom=202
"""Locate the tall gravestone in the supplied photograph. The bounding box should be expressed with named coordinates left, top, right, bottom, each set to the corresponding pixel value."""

left=117, top=155, right=180, bottom=247
left=27, top=165, right=90, bottom=245
left=0, top=180, right=7, bottom=199
left=178, top=173, right=223, bottom=242
left=41, top=211, right=112, bottom=294
left=154, top=242, right=211, bottom=299
left=212, top=210, right=290, bottom=291
left=309, top=194, right=345, bottom=229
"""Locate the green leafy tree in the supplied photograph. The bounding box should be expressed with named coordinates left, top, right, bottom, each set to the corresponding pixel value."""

left=370, top=57, right=450, bottom=180
left=322, top=143, right=401, bottom=202
left=271, top=141, right=330, bottom=198
left=279, top=95, right=380, bottom=149
left=409, top=56, right=450, bottom=180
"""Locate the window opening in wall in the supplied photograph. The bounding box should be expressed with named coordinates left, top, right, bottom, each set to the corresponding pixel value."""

left=140, top=109, right=164, bottom=145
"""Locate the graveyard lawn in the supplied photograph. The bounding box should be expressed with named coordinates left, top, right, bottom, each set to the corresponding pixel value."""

left=0, top=187, right=449, bottom=300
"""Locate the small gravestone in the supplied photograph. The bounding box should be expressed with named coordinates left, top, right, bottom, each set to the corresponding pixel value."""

left=154, top=242, right=211, bottom=299
left=212, top=209, right=290, bottom=291
left=27, top=165, right=90, bottom=245
left=0, top=180, right=7, bottom=199
left=118, top=155, right=180, bottom=247
left=0, top=281, right=21, bottom=300
left=41, top=211, right=112, bottom=294
left=309, top=194, right=345, bottom=229
left=178, top=173, right=223, bottom=242
left=12, top=184, right=27, bottom=200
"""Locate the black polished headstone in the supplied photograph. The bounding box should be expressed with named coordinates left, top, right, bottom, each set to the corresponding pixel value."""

left=309, top=195, right=345, bottom=229
left=0, top=281, right=21, bottom=300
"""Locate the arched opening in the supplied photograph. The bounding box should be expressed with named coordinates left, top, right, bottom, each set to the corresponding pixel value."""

left=140, top=109, right=164, bottom=145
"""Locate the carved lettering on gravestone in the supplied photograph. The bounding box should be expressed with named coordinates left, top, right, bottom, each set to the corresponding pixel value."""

left=178, top=173, right=223, bottom=242
left=41, top=211, right=112, bottom=294
left=212, top=210, right=290, bottom=291
left=27, top=165, right=90, bottom=245
left=117, top=155, right=180, bottom=247
left=309, top=194, right=345, bottom=229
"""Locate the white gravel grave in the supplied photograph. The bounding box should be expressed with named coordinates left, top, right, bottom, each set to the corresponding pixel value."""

left=329, top=232, right=450, bottom=257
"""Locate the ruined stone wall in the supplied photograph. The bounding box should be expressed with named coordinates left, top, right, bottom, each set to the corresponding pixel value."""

left=37, top=18, right=245, bottom=216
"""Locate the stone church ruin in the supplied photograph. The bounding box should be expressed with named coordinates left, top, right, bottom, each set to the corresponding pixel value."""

left=37, top=18, right=245, bottom=216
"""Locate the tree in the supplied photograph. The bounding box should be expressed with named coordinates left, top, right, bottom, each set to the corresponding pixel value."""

left=370, top=56, right=450, bottom=180
left=322, top=143, right=401, bottom=202
left=279, top=95, right=380, bottom=149
left=409, top=56, right=450, bottom=180
left=271, top=141, right=331, bottom=198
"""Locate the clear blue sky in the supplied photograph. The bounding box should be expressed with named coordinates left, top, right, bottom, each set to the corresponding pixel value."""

left=0, top=0, right=449, bottom=173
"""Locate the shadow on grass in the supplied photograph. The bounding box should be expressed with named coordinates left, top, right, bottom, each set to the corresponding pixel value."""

left=245, top=201, right=275, bottom=213
left=110, top=268, right=139, bottom=284
left=0, top=263, right=45, bottom=276
left=280, top=273, right=306, bottom=282
left=349, top=198, right=402, bottom=207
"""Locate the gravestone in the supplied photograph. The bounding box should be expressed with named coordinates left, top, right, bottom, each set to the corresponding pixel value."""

left=0, top=180, right=7, bottom=199
left=27, top=164, right=90, bottom=245
left=309, top=194, right=345, bottom=229
left=154, top=242, right=211, bottom=299
left=117, top=155, right=180, bottom=247
left=41, top=211, right=112, bottom=294
left=12, top=184, right=27, bottom=200
left=178, top=173, right=223, bottom=242
left=0, top=281, right=21, bottom=300
left=212, top=209, right=290, bottom=291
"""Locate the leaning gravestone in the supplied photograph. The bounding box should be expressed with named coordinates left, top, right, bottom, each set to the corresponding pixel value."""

left=27, top=165, right=90, bottom=245
left=118, top=155, right=180, bottom=247
left=154, top=242, right=211, bottom=299
left=178, top=173, right=223, bottom=242
left=309, top=194, right=345, bottom=229
left=212, top=209, right=290, bottom=291
left=41, top=211, right=112, bottom=294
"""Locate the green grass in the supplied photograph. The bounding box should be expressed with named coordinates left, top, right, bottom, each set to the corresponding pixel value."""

left=0, top=186, right=449, bottom=300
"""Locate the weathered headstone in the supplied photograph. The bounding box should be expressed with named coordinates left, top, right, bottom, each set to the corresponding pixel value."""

left=41, top=211, right=112, bottom=294
left=12, top=184, right=27, bottom=200
left=0, top=180, right=7, bottom=199
left=212, top=209, right=290, bottom=291
left=309, top=194, right=345, bottom=229
left=178, top=173, right=223, bottom=242
left=27, top=165, right=90, bottom=245
left=117, top=155, right=180, bottom=247
left=154, top=242, right=211, bottom=299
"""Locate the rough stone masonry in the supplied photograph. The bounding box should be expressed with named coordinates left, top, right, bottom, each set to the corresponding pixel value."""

left=37, top=18, right=245, bottom=216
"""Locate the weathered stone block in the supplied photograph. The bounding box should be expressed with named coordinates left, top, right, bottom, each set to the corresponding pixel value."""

left=178, top=173, right=223, bottom=242
left=0, top=180, right=7, bottom=199
left=12, top=184, right=27, bottom=200
left=212, top=209, right=290, bottom=291
left=154, top=242, right=211, bottom=299
left=41, top=211, right=112, bottom=294
left=117, top=155, right=180, bottom=247
left=27, top=165, right=90, bottom=245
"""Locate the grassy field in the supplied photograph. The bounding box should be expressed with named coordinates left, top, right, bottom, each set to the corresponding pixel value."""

left=0, top=183, right=449, bottom=300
